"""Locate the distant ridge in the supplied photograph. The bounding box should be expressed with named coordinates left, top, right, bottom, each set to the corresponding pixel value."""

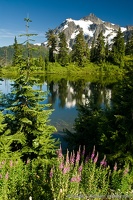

left=43, top=13, right=133, bottom=49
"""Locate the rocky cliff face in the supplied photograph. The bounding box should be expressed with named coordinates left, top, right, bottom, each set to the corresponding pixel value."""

left=44, top=13, right=133, bottom=49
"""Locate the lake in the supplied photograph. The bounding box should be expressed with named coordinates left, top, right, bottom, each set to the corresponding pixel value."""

left=0, top=75, right=113, bottom=151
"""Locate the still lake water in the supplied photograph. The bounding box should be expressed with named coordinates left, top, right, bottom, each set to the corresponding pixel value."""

left=0, top=76, right=113, bottom=150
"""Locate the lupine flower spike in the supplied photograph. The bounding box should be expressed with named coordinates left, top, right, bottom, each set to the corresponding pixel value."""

left=91, top=145, right=95, bottom=160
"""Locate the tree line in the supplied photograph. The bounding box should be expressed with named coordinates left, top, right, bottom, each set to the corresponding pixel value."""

left=46, top=28, right=133, bottom=67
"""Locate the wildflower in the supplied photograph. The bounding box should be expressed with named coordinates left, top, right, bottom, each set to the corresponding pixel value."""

left=94, top=152, right=99, bottom=164
left=10, top=160, right=13, bottom=168
left=113, top=162, right=117, bottom=171
left=91, top=146, right=95, bottom=160
left=66, top=150, right=69, bottom=164
left=70, top=152, right=75, bottom=165
left=63, top=166, right=70, bottom=174
left=59, top=162, right=64, bottom=170
left=1, top=160, right=5, bottom=165
left=124, top=166, right=129, bottom=175
left=76, top=151, right=80, bottom=163
left=5, top=172, right=9, bottom=180
left=0, top=174, right=2, bottom=179
left=57, top=145, right=63, bottom=159
left=78, top=165, right=83, bottom=172
left=49, top=168, right=53, bottom=178
left=100, top=155, right=107, bottom=167
left=71, top=175, right=81, bottom=183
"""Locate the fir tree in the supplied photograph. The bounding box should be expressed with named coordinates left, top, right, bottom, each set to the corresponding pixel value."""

left=4, top=72, right=58, bottom=162
left=125, top=33, right=133, bottom=55
left=1, top=17, right=58, bottom=163
left=57, top=32, right=69, bottom=66
left=95, top=31, right=105, bottom=64
left=111, top=28, right=125, bottom=67
left=12, top=36, right=23, bottom=67
left=71, top=30, right=88, bottom=67
left=45, top=29, right=57, bottom=62
left=90, top=39, right=96, bottom=62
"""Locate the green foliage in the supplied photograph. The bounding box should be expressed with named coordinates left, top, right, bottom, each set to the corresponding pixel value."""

left=45, top=29, right=57, bottom=62
left=111, top=28, right=125, bottom=67
left=12, top=37, right=23, bottom=67
left=3, top=72, right=58, bottom=162
left=71, top=31, right=89, bottom=67
left=94, top=31, right=105, bottom=64
left=125, top=33, right=133, bottom=55
left=57, top=32, right=69, bottom=66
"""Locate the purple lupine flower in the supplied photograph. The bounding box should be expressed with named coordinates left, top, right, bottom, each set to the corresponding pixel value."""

left=70, top=152, right=75, bottom=165
left=124, top=167, right=129, bottom=175
left=78, top=165, right=83, bottom=172
left=49, top=168, right=53, bottom=178
left=5, top=172, right=9, bottom=180
left=10, top=160, right=13, bottom=168
left=113, top=162, right=117, bottom=171
left=57, top=145, right=63, bottom=159
left=0, top=174, right=2, bottom=179
left=100, top=155, right=107, bottom=167
left=59, top=162, right=64, bottom=170
left=1, top=160, right=5, bottom=165
left=93, top=152, right=98, bottom=164
left=66, top=150, right=69, bottom=165
left=70, top=175, right=81, bottom=183
left=76, top=151, right=80, bottom=163
left=91, top=146, right=95, bottom=160
left=63, top=166, right=70, bottom=174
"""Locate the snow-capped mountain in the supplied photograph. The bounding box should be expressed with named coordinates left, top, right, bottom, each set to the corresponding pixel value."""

left=44, top=13, right=133, bottom=49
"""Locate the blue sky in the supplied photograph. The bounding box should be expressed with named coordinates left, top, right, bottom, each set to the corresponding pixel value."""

left=0, top=0, right=133, bottom=47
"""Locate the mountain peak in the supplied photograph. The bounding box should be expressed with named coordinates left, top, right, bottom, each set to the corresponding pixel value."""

left=81, top=13, right=103, bottom=24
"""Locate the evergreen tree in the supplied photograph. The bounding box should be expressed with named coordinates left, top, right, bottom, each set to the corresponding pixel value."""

left=45, top=29, right=57, bottom=62
left=90, top=39, right=96, bottom=62
left=12, top=36, right=23, bottom=67
left=105, top=41, right=110, bottom=62
left=95, top=31, right=105, bottom=64
left=71, top=30, right=88, bottom=67
left=19, top=16, right=38, bottom=69
left=1, top=17, right=58, bottom=163
left=125, top=33, right=133, bottom=55
left=4, top=72, right=58, bottom=162
left=111, top=28, right=125, bottom=67
left=57, top=32, right=69, bottom=66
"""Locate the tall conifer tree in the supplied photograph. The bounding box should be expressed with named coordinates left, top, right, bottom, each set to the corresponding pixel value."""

left=95, top=31, right=105, bottom=64
left=111, top=28, right=125, bottom=67
left=45, top=29, right=57, bottom=62
left=58, top=32, right=69, bottom=66
left=2, top=17, right=58, bottom=163
left=71, top=30, right=88, bottom=67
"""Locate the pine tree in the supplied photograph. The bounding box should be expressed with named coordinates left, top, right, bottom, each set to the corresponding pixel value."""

left=12, top=36, right=23, bottom=67
left=1, top=17, right=58, bottom=163
left=90, top=39, right=96, bottom=62
left=19, top=16, right=38, bottom=69
left=45, top=29, right=57, bottom=62
left=111, top=28, right=125, bottom=67
left=58, top=32, right=69, bottom=66
left=125, top=33, right=133, bottom=55
left=71, top=30, right=88, bottom=67
left=95, top=31, right=105, bottom=64
left=4, top=72, right=58, bottom=162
